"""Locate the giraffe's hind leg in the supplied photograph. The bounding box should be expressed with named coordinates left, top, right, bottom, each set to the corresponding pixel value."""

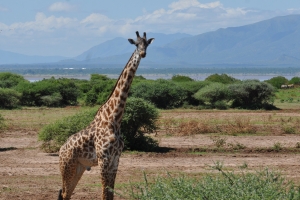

left=59, top=162, right=86, bottom=200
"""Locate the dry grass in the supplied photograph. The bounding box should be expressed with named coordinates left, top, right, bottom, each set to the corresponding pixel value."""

left=0, top=106, right=86, bottom=131
left=158, top=109, right=300, bottom=136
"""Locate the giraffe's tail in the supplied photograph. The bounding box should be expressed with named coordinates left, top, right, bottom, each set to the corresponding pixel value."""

left=57, top=189, right=63, bottom=200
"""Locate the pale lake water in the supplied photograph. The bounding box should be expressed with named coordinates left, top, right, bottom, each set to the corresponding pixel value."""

left=25, top=74, right=296, bottom=82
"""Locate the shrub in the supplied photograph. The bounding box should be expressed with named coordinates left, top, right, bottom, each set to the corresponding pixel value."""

left=0, top=72, right=28, bottom=88
left=131, top=79, right=187, bottom=109
left=122, top=98, right=159, bottom=151
left=193, top=82, right=229, bottom=107
left=228, top=80, right=276, bottom=109
left=39, top=98, right=159, bottom=152
left=175, top=81, right=210, bottom=106
left=205, top=73, right=239, bottom=84
left=16, top=77, right=80, bottom=107
left=265, top=76, right=288, bottom=89
left=171, top=75, right=194, bottom=82
left=289, top=77, right=300, bottom=85
left=0, top=88, right=21, bottom=109
left=0, top=113, right=7, bottom=132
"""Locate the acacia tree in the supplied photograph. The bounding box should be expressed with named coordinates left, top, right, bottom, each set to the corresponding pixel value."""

left=265, top=76, right=288, bottom=89
left=228, top=80, right=276, bottom=109
left=193, top=82, right=229, bottom=109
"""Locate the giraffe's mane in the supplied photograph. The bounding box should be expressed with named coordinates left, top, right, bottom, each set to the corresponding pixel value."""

left=96, top=51, right=136, bottom=112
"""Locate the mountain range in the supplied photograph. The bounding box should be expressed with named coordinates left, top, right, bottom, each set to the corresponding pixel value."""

left=1, top=14, right=300, bottom=66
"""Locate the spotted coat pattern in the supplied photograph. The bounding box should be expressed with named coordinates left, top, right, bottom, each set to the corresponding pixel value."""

left=58, top=31, right=154, bottom=200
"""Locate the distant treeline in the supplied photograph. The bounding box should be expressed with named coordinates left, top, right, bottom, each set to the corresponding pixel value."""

left=0, top=72, right=299, bottom=110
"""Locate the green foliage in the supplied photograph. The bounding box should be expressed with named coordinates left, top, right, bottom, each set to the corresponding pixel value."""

left=171, top=75, right=194, bottom=82
left=289, top=76, right=300, bottom=85
left=0, top=88, right=21, bottom=109
left=131, top=79, right=187, bottom=109
left=265, top=76, right=288, bottom=89
left=194, top=82, right=229, bottom=108
left=122, top=97, right=159, bottom=151
left=39, top=98, right=159, bottom=152
left=39, top=108, right=97, bottom=152
left=205, top=73, right=239, bottom=84
left=123, top=166, right=300, bottom=200
left=174, top=81, right=210, bottom=106
left=0, top=113, right=7, bottom=132
left=15, top=77, right=80, bottom=107
left=228, top=80, right=276, bottom=109
left=85, top=74, right=115, bottom=106
left=0, top=72, right=28, bottom=88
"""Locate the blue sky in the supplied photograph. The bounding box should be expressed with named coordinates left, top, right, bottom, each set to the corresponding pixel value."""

left=0, top=0, right=300, bottom=57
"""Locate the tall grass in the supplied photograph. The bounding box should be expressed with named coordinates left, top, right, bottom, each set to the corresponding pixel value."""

left=121, top=163, right=300, bottom=200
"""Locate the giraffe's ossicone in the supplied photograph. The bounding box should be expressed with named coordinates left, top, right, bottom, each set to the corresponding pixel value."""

left=57, top=31, right=154, bottom=200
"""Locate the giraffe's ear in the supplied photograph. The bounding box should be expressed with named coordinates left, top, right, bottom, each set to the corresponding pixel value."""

left=147, top=38, right=155, bottom=45
left=128, top=39, right=136, bottom=45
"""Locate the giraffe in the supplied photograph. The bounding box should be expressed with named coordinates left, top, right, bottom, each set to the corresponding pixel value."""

left=57, top=31, right=154, bottom=200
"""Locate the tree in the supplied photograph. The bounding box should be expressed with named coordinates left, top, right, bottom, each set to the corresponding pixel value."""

left=0, top=88, right=21, bottom=109
left=121, top=98, right=159, bottom=151
left=0, top=72, right=28, bottom=88
left=193, top=82, right=229, bottom=108
left=131, top=79, right=187, bottom=109
left=289, top=77, right=300, bottom=85
left=171, top=75, right=194, bottom=82
left=228, top=80, right=275, bottom=109
left=265, top=76, right=288, bottom=89
left=205, top=73, right=239, bottom=84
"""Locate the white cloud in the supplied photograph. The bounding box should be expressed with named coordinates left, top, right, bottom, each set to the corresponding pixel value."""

left=48, top=2, right=76, bottom=12
left=2, top=0, right=300, bottom=57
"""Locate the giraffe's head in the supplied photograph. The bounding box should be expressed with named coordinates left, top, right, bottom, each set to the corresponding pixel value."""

left=128, top=31, right=154, bottom=58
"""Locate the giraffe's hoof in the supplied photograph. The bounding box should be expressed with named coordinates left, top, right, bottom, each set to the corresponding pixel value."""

left=86, top=167, right=91, bottom=171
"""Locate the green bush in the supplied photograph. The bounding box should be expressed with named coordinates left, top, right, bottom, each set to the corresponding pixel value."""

left=0, top=72, right=28, bottom=88
left=84, top=74, right=115, bottom=106
left=175, top=81, right=210, bottom=106
left=265, top=76, right=288, bottom=89
left=0, top=88, right=21, bottom=109
left=205, top=73, right=239, bottom=84
left=39, top=98, right=159, bottom=152
left=16, top=77, right=80, bottom=107
left=171, top=75, right=194, bottom=82
left=39, top=108, right=97, bottom=152
left=289, top=77, right=300, bottom=85
left=193, top=82, right=229, bottom=107
left=228, top=80, right=276, bottom=109
left=122, top=97, right=159, bottom=151
left=0, top=113, right=7, bottom=132
left=131, top=79, right=187, bottom=109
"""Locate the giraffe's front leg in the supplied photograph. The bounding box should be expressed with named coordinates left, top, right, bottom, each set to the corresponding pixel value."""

left=98, top=151, right=122, bottom=200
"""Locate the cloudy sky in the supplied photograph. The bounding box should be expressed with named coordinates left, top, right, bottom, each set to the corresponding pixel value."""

left=0, top=0, right=300, bottom=57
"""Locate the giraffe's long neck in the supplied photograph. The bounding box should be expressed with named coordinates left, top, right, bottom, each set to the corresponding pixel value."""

left=95, top=49, right=141, bottom=127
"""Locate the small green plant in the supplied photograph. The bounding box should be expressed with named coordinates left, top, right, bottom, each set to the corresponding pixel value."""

left=282, top=125, right=296, bottom=134
left=273, top=142, right=283, bottom=152
left=296, top=142, right=300, bottom=148
left=0, top=113, right=7, bottom=132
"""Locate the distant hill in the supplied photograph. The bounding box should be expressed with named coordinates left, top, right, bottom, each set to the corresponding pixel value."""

left=1, top=14, right=300, bottom=67
left=72, top=32, right=191, bottom=62
left=149, top=14, right=300, bottom=65
left=0, top=50, right=67, bottom=65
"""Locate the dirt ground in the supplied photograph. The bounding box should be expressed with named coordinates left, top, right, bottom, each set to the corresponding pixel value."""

left=2, top=120, right=300, bottom=199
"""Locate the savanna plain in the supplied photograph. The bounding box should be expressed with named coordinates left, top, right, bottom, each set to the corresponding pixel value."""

left=1, top=98, right=300, bottom=199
